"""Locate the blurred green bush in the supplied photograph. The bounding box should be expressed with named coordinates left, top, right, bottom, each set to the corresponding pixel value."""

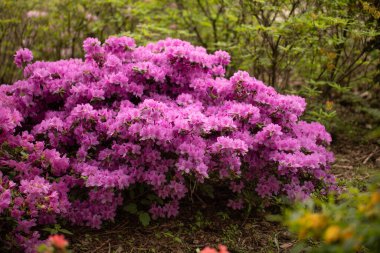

left=0, top=0, right=379, bottom=139
left=285, top=179, right=380, bottom=253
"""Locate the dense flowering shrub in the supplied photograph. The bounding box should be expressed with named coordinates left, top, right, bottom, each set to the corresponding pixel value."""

left=0, top=36, right=335, bottom=251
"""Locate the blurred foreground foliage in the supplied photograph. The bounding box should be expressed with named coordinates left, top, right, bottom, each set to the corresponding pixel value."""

left=285, top=175, right=380, bottom=253
left=0, top=0, right=379, bottom=141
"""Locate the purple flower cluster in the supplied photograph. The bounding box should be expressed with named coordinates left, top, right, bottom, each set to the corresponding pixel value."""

left=0, top=36, right=335, bottom=251
left=14, top=48, right=34, bottom=68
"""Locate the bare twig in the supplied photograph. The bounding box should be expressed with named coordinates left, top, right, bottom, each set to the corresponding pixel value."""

left=333, top=164, right=353, bottom=169
left=363, top=147, right=379, bottom=165
left=91, top=239, right=111, bottom=253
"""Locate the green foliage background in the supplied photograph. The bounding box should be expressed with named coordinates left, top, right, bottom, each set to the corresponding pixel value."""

left=0, top=0, right=379, bottom=140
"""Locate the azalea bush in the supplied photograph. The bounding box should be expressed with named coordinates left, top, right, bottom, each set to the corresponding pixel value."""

left=286, top=186, right=380, bottom=252
left=0, top=36, right=335, bottom=252
left=2, top=0, right=379, bottom=142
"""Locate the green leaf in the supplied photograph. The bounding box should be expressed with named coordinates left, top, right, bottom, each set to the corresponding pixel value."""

left=20, top=150, right=29, bottom=160
left=140, top=198, right=151, bottom=206
left=59, top=228, right=73, bottom=235
left=36, top=244, right=49, bottom=253
left=361, top=107, right=380, bottom=121
left=290, top=242, right=307, bottom=253
left=365, top=126, right=380, bottom=141
left=42, top=227, right=54, bottom=233
left=265, top=214, right=282, bottom=222
left=139, top=212, right=151, bottom=227
left=199, top=184, right=214, bottom=198
left=174, top=237, right=182, bottom=243
left=125, top=203, right=138, bottom=214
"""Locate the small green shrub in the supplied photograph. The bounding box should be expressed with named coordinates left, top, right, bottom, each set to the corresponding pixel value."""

left=285, top=181, right=380, bottom=252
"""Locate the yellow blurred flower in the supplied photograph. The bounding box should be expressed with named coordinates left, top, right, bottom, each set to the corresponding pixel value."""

left=297, top=212, right=327, bottom=239
left=327, top=52, right=337, bottom=60
left=302, top=213, right=327, bottom=229
left=370, top=191, right=380, bottom=205
left=325, top=100, right=334, bottom=111
left=327, top=62, right=335, bottom=71
left=324, top=225, right=341, bottom=244
left=358, top=203, right=368, bottom=213
left=354, top=237, right=363, bottom=251
left=358, top=191, right=380, bottom=217
left=298, top=228, right=308, bottom=239
left=374, top=11, right=380, bottom=19
left=362, top=2, right=370, bottom=11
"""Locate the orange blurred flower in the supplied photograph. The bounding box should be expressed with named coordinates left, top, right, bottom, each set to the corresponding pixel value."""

left=200, top=244, right=229, bottom=253
left=341, top=227, right=354, bottom=240
left=370, top=191, right=380, bottom=205
left=48, top=234, right=69, bottom=250
left=200, top=247, right=218, bottom=253
left=218, top=244, right=229, bottom=253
